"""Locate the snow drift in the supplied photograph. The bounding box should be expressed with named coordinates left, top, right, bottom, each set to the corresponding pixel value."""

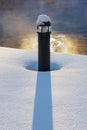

left=0, top=47, right=87, bottom=130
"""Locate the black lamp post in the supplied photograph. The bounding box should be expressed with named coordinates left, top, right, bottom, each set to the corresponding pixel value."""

left=36, top=14, right=51, bottom=71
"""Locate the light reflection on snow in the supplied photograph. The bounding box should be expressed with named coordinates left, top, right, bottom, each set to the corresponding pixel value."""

left=51, top=33, right=87, bottom=54
left=17, top=33, right=87, bottom=55
left=0, top=32, right=87, bottom=55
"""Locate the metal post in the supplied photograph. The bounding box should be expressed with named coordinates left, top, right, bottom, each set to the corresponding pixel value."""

left=36, top=14, right=51, bottom=71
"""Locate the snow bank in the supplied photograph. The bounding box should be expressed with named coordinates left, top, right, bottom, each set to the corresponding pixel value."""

left=0, top=47, right=87, bottom=130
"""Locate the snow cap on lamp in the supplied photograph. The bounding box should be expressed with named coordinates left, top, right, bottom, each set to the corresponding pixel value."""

left=36, top=14, right=51, bottom=33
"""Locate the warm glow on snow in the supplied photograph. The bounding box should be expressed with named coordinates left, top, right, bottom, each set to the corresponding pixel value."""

left=20, top=34, right=37, bottom=50
left=18, top=33, right=87, bottom=55
left=51, top=33, right=87, bottom=54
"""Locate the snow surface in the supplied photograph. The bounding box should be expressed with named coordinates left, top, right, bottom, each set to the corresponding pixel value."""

left=0, top=47, right=87, bottom=130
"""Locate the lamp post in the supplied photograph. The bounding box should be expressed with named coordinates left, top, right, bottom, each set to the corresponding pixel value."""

left=36, top=14, right=51, bottom=71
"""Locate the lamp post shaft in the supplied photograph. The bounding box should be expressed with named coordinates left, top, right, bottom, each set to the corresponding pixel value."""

left=38, top=32, right=50, bottom=71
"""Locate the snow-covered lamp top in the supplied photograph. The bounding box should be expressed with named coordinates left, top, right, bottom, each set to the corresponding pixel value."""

left=36, top=14, right=51, bottom=33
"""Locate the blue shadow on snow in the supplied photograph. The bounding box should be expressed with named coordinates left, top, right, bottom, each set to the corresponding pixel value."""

left=32, top=72, right=53, bottom=130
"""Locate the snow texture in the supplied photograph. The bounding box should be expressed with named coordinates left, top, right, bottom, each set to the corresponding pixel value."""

left=36, top=14, right=51, bottom=26
left=0, top=47, right=87, bottom=130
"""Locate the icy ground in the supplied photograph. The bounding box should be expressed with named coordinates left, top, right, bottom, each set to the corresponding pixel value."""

left=0, top=47, right=87, bottom=130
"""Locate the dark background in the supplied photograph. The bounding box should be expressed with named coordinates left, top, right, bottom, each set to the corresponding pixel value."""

left=0, top=0, right=87, bottom=54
